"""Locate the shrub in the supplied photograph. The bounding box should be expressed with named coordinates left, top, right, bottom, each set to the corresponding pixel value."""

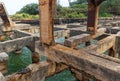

left=11, top=13, right=39, bottom=20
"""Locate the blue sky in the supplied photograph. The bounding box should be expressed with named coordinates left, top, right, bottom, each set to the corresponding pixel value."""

left=1, top=0, right=75, bottom=15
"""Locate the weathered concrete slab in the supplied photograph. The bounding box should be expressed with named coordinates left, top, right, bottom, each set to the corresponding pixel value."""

left=6, top=62, right=49, bottom=81
left=49, top=44, right=120, bottom=81
left=114, top=33, right=120, bottom=53
left=0, top=52, right=8, bottom=62
left=0, top=30, right=35, bottom=52
left=14, top=30, right=31, bottom=37
left=64, top=34, right=90, bottom=49
left=47, top=61, right=68, bottom=77
left=111, top=22, right=119, bottom=27
left=0, top=72, right=5, bottom=81
left=0, top=52, right=8, bottom=74
left=90, top=28, right=107, bottom=38
left=54, top=30, right=70, bottom=39
left=13, top=25, right=40, bottom=34
left=111, top=27, right=120, bottom=34
left=95, top=28, right=106, bottom=38
left=94, top=34, right=109, bottom=41
left=85, top=35, right=115, bottom=54
left=35, top=41, right=44, bottom=55
left=67, top=24, right=84, bottom=28
left=0, top=36, right=34, bottom=53
left=117, top=31, right=120, bottom=35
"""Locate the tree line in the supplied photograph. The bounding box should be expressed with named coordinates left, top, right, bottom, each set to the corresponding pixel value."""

left=11, top=0, right=120, bottom=19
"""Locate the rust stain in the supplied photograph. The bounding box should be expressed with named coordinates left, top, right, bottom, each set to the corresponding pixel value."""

left=88, top=27, right=94, bottom=32
left=40, top=1, right=47, bottom=6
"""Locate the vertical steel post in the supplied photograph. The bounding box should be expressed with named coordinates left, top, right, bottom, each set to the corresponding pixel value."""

left=87, top=0, right=99, bottom=38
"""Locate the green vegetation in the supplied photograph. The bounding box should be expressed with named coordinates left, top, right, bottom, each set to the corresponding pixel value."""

left=100, top=0, right=120, bottom=15
left=11, top=0, right=120, bottom=20
left=70, top=0, right=120, bottom=17
left=11, top=3, right=39, bottom=20
left=56, top=6, right=87, bottom=18
left=11, top=13, right=39, bottom=20
left=99, top=13, right=113, bottom=17
left=17, top=3, right=39, bottom=15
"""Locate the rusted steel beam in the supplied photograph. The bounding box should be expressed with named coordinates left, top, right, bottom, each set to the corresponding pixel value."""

left=87, top=0, right=99, bottom=37
left=39, top=0, right=55, bottom=45
left=85, top=35, right=115, bottom=54
left=0, top=3, right=13, bottom=31
left=88, top=0, right=106, bottom=6
left=47, top=61, right=69, bottom=77
left=52, top=0, right=56, bottom=17
left=6, top=62, right=49, bottom=81
left=87, top=0, right=105, bottom=38
left=94, top=0, right=106, bottom=6
left=64, top=34, right=90, bottom=49
left=49, top=44, right=120, bottom=81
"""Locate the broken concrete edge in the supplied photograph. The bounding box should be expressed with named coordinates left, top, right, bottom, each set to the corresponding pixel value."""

left=85, top=35, right=115, bottom=54
left=5, top=61, right=49, bottom=81
left=96, top=28, right=106, bottom=37
left=64, top=34, right=90, bottom=48
left=13, top=30, right=32, bottom=37
left=49, top=44, right=120, bottom=81
left=16, top=30, right=39, bottom=37
left=0, top=72, right=5, bottom=81
left=85, top=50, right=120, bottom=64
left=113, top=33, right=120, bottom=53
left=0, top=52, right=8, bottom=74
left=0, top=29, right=38, bottom=53
left=0, top=52, right=8, bottom=62
left=0, top=36, right=34, bottom=53
left=0, top=2, right=13, bottom=32
left=117, top=31, right=120, bottom=35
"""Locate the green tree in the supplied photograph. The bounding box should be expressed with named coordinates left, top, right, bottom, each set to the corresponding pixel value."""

left=71, top=0, right=87, bottom=6
left=17, top=3, right=39, bottom=15
left=100, top=0, right=120, bottom=15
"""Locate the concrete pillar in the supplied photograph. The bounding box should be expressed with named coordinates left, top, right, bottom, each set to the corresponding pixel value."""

left=113, top=35, right=120, bottom=58
left=39, top=0, right=56, bottom=45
